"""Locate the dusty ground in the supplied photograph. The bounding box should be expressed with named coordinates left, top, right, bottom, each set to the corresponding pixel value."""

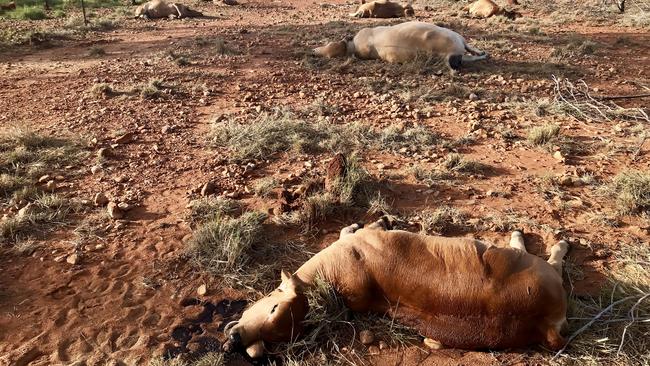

left=0, top=0, right=649, bottom=365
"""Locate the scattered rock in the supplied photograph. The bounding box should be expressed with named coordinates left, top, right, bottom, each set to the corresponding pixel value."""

left=66, top=253, right=80, bottom=265
left=367, top=345, right=380, bottom=355
left=95, top=244, right=105, bottom=250
left=114, top=175, right=129, bottom=183
left=45, top=180, right=57, bottom=192
left=161, top=125, right=174, bottom=134
left=423, top=338, right=443, bottom=350
left=117, top=202, right=133, bottom=211
left=468, top=93, right=479, bottom=101
left=107, top=202, right=124, bottom=219
left=378, top=341, right=388, bottom=350
left=54, top=254, right=67, bottom=263
left=90, top=165, right=102, bottom=174
left=94, top=192, right=109, bottom=206
left=201, top=182, right=216, bottom=196
left=197, top=284, right=207, bottom=296
left=97, top=147, right=112, bottom=159
left=38, top=174, right=51, bottom=183
left=325, top=153, right=347, bottom=192
left=553, top=151, right=565, bottom=163
left=114, top=132, right=134, bottom=144
left=359, top=330, right=375, bottom=345
left=559, top=175, right=573, bottom=186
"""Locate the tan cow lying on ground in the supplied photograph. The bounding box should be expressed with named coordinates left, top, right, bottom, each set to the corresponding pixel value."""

left=313, top=21, right=488, bottom=74
left=223, top=217, right=570, bottom=358
left=134, top=0, right=203, bottom=19
left=464, top=0, right=520, bottom=19
left=349, top=0, right=415, bottom=18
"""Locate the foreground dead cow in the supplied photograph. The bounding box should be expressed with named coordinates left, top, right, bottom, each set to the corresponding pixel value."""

left=349, top=0, right=414, bottom=18
left=313, top=21, right=487, bottom=73
left=134, top=0, right=203, bottom=19
left=223, top=218, right=569, bottom=357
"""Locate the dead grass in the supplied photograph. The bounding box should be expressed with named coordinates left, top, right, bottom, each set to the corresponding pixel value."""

left=276, top=275, right=419, bottom=365
left=186, top=197, right=239, bottom=225
left=527, top=124, right=561, bottom=146
left=416, top=206, right=467, bottom=235
left=148, top=352, right=225, bottom=366
left=442, top=153, right=490, bottom=175
left=551, top=241, right=650, bottom=365
left=274, top=154, right=374, bottom=231
left=187, top=211, right=268, bottom=276
left=209, top=109, right=335, bottom=162
left=411, top=166, right=454, bottom=187
left=551, top=36, right=599, bottom=61
left=605, top=170, right=650, bottom=214
left=252, top=177, right=277, bottom=198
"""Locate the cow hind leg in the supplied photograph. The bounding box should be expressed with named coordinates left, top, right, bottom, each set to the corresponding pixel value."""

left=547, top=240, right=569, bottom=276
left=339, top=223, right=363, bottom=238
left=365, top=215, right=394, bottom=231
left=509, top=230, right=527, bottom=252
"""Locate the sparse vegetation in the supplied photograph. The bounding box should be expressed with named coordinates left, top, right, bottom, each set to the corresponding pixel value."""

left=528, top=124, right=561, bottom=146
left=551, top=37, right=598, bottom=61
left=442, top=153, right=490, bottom=175
left=417, top=206, right=467, bottom=234
left=186, top=197, right=239, bottom=225
left=87, top=46, right=105, bottom=57
left=148, top=352, right=225, bottom=366
left=276, top=275, right=419, bottom=365
left=605, top=170, right=650, bottom=214
left=253, top=177, right=277, bottom=198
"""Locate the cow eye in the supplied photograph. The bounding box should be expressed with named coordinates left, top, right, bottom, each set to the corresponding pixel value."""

left=270, top=304, right=278, bottom=314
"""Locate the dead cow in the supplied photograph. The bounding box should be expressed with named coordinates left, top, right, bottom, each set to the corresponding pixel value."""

left=349, top=0, right=414, bottom=18
left=465, top=0, right=520, bottom=19
left=313, top=21, right=488, bottom=73
left=134, top=0, right=203, bottom=19
left=223, top=217, right=570, bottom=358
left=0, top=1, right=16, bottom=10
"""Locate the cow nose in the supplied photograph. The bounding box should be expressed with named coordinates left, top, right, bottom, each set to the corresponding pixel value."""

left=229, top=332, right=242, bottom=346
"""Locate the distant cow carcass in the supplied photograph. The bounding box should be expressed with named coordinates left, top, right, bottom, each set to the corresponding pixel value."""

left=349, top=0, right=414, bottom=18
left=313, top=21, right=488, bottom=74
left=134, top=0, right=203, bottom=19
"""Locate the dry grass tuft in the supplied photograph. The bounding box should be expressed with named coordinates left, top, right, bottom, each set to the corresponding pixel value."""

left=552, top=242, right=650, bottom=365
left=209, top=109, right=336, bottom=162
left=605, top=170, right=650, bottom=215
left=277, top=275, right=419, bottom=365
left=528, top=124, right=561, bottom=146
left=442, top=153, right=490, bottom=175
left=416, top=206, right=467, bottom=235
left=148, top=352, right=224, bottom=366
left=186, top=197, right=239, bottom=225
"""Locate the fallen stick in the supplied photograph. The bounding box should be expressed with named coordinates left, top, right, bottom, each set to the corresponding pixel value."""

left=595, top=93, right=650, bottom=101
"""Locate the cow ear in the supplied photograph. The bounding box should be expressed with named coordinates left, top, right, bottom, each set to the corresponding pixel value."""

left=281, top=269, right=292, bottom=283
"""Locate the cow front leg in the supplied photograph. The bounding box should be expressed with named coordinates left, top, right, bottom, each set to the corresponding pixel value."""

left=547, top=240, right=569, bottom=276
left=509, top=230, right=527, bottom=252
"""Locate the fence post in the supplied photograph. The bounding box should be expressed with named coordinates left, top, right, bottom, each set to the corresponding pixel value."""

left=81, top=0, right=88, bottom=25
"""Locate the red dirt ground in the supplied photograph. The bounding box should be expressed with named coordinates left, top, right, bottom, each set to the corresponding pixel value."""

left=0, top=0, right=648, bottom=365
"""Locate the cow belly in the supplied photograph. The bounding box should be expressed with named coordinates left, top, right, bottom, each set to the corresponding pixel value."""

left=417, top=313, right=543, bottom=349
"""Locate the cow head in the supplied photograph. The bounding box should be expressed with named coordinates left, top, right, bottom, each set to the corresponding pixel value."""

left=403, top=3, right=415, bottom=16
left=313, top=39, right=350, bottom=58
left=223, top=270, right=309, bottom=358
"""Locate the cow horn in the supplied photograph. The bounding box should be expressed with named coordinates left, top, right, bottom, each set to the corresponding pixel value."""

left=223, top=320, right=239, bottom=334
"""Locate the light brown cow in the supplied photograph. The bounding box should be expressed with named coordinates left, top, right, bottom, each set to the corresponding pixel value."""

left=223, top=217, right=569, bottom=358
left=0, top=1, right=16, bottom=11
left=464, top=0, right=520, bottom=19
left=313, top=21, right=488, bottom=74
left=349, top=0, right=414, bottom=18
left=134, top=0, right=203, bottom=19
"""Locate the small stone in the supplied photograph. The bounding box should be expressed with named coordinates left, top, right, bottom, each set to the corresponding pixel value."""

left=201, top=182, right=215, bottom=196
left=90, top=165, right=102, bottom=174
left=197, top=284, right=207, bottom=296
left=114, top=175, right=129, bottom=183
left=359, top=330, right=375, bottom=345
left=378, top=341, right=388, bottom=350
left=94, top=192, right=109, bottom=206
left=114, top=132, right=134, bottom=144
left=468, top=93, right=479, bottom=101
left=161, top=125, right=174, bottom=134
left=367, top=345, right=380, bottom=355
left=117, top=202, right=133, bottom=211
left=553, top=151, right=565, bottom=163
left=54, top=254, right=66, bottom=263
left=559, top=175, right=573, bottom=186
left=55, top=175, right=65, bottom=181
left=45, top=180, right=57, bottom=192
left=423, top=338, right=443, bottom=350
left=95, top=244, right=105, bottom=250
left=97, top=147, right=112, bottom=159
left=66, top=253, right=80, bottom=265
left=486, top=190, right=495, bottom=197
left=38, top=175, right=51, bottom=183
left=107, top=202, right=124, bottom=219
